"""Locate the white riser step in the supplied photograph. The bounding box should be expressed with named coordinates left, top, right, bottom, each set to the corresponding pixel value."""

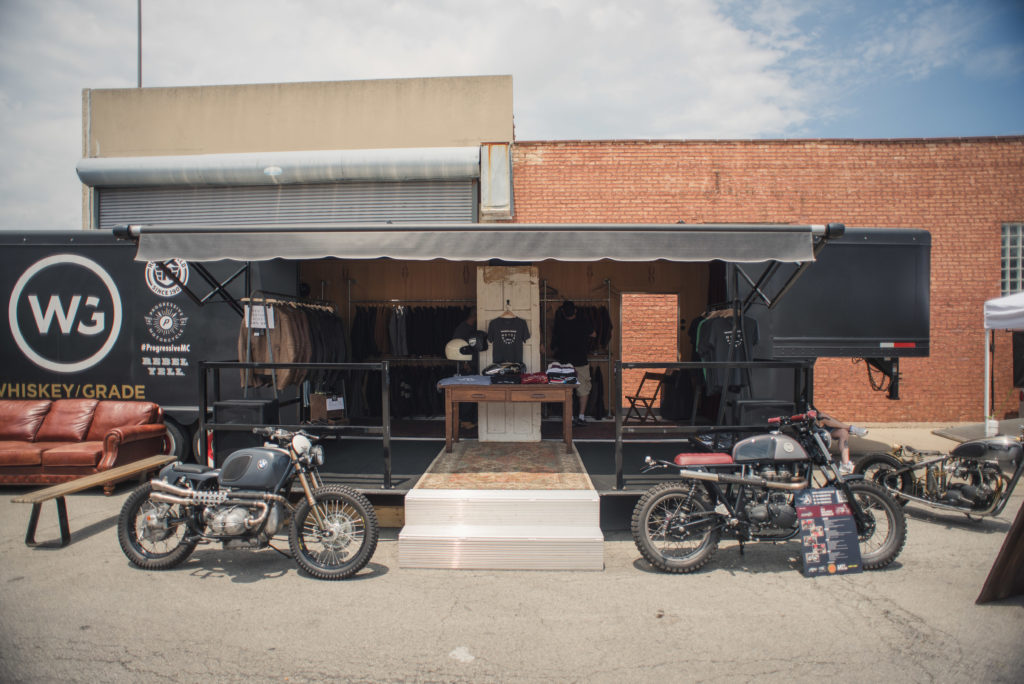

left=404, top=489, right=599, bottom=528
left=399, top=524, right=604, bottom=570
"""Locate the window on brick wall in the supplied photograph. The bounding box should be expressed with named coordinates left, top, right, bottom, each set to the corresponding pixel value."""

left=1002, top=223, right=1024, bottom=295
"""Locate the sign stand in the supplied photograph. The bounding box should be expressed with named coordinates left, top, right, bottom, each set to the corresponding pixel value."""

left=796, top=488, right=863, bottom=577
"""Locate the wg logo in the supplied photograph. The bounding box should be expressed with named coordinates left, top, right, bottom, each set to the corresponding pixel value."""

left=8, top=254, right=123, bottom=373
left=145, top=259, right=188, bottom=297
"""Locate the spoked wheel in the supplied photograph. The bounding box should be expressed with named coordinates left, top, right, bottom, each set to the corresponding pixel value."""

left=289, top=485, right=379, bottom=580
left=631, top=481, right=721, bottom=573
left=855, top=453, right=912, bottom=504
left=847, top=481, right=907, bottom=570
left=117, top=483, right=197, bottom=570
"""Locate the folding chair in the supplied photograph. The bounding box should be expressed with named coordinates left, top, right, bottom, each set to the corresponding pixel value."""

left=624, top=372, right=667, bottom=423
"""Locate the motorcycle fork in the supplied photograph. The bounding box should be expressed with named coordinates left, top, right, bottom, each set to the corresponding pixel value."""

left=294, top=468, right=329, bottom=529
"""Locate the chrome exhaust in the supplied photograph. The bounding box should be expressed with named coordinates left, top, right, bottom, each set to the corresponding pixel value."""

left=673, top=466, right=808, bottom=491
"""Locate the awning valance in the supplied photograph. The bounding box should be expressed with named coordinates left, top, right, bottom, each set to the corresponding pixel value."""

left=78, top=147, right=481, bottom=187
left=117, top=223, right=833, bottom=264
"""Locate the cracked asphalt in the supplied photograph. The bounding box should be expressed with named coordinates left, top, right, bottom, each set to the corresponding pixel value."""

left=1, top=479, right=1021, bottom=683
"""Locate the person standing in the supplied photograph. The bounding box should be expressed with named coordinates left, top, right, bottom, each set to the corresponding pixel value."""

left=551, top=301, right=597, bottom=426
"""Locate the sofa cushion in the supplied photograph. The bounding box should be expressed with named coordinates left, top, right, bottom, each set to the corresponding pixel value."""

left=86, top=401, right=158, bottom=440
left=36, top=399, right=99, bottom=441
left=40, top=442, right=104, bottom=467
left=0, top=400, right=53, bottom=441
left=0, top=441, right=43, bottom=466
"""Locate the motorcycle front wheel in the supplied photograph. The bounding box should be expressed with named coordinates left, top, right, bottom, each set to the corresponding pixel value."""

left=847, top=480, right=907, bottom=570
left=855, top=453, right=913, bottom=503
left=289, top=485, right=379, bottom=580
left=631, top=481, right=721, bottom=573
left=117, top=482, right=197, bottom=570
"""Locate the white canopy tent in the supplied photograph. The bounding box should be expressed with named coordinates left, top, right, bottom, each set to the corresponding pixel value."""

left=983, top=292, right=1024, bottom=422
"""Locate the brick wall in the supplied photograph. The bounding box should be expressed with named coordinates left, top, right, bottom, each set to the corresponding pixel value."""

left=512, top=138, right=1024, bottom=423
left=620, top=294, right=677, bottom=408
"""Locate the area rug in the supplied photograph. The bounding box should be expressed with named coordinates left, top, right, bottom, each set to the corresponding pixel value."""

left=415, top=441, right=594, bottom=491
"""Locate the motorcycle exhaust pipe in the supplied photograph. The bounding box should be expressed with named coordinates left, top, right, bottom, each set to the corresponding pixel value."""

left=672, top=466, right=808, bottom=491
left=150, top=479, right=290, bottom=507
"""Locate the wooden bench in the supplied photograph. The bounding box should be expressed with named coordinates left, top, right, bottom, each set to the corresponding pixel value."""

left=10, top=454, right=177, bottom=547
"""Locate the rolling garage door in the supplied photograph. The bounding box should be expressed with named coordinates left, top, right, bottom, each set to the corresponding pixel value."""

left=96, top=180, right=476, bottom=229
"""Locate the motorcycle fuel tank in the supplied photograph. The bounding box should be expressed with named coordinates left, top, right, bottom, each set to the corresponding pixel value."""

left=950, top=436, right=1022, bottom=465
left=732, top=433, right=808, bottom=463
left=219, top=447, right=291, bottom=489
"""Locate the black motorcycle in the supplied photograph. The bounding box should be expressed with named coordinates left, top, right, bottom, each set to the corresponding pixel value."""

left=631, top=411, right=907, bottom=573
left=855, top=433, right=1024, bottom=520
left=117, top=427, right=378, bottom=580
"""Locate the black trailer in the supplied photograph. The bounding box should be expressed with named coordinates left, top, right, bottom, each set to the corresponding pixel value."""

left=0, top=231, right=296, bottom=458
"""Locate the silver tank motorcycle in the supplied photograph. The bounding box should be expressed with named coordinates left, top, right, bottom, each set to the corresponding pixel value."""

left=117, top=427, right=378, bottom=580
left=855, top=433, right=1024, bottom=519
left=632, top=410, right=907, bottom=573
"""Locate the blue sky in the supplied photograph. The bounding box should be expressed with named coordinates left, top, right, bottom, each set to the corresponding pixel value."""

left=0, top=0, right=1021, bottom=228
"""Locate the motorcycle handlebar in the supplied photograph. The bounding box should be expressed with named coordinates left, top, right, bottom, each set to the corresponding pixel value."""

left=767, top=409, right=818, bottom=426
left=251, top=426, right=319, bottom=442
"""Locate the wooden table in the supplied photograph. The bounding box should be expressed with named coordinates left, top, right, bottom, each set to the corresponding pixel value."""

left=11, top=454, right=177, bottom=547
left=442, top=383, right=574, bottom=453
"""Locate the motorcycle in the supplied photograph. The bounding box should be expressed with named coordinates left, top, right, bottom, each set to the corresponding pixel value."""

left=117, top=427, right=379, bottom=580
left=855, top=432, right=1024, bottom=520
left=631, top=410, right=907, bottom=573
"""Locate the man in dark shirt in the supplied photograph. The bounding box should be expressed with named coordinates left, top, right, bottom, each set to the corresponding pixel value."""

left=551, top=301, right=596, bottom=425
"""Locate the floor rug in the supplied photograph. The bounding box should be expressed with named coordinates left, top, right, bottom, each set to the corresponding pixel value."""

left=415, top=440, right=593, bottom=490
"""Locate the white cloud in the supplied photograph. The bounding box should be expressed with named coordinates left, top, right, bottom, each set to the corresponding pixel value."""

left=0, top=0, right=1020, bottom=227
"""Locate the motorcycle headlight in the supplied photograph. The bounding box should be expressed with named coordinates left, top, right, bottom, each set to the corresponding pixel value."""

left=310, top=444, right=325, bottom=466
left=291, top=434, right=312, bottom=456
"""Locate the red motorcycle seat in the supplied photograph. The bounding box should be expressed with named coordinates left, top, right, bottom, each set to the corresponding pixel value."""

left=674, top=453, right=733, bottom=466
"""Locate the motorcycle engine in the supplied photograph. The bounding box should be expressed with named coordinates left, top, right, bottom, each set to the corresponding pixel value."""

left=204, top=501, right=288, bottom=543
left=745, top=493, right=798, bottom=532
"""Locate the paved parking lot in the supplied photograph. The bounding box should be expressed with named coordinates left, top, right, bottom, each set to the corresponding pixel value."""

left=1, top=468, right=1022, bottom=683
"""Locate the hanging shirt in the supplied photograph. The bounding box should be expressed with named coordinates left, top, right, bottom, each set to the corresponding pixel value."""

left=487, top=316, right=530, bottom=365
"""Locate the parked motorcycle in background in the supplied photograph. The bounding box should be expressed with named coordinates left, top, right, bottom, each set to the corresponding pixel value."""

left=632, top=411, right=907, bottom=573
left=855, top=433, right=1024, bottom=520
left=117, top=427, right=378, bottom=580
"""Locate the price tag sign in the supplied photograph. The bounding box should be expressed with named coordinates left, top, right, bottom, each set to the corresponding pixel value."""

left=796, top=487, right=863, bottom=577
left=244, top=305, right=275, bottom=330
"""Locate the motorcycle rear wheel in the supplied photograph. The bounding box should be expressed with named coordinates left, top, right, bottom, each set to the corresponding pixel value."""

left=117, top=482, right=197, bottom=570
left=631, top=481, right=721, bottom=573
left=289, top=485, right=379, bottom=580
left=855, top=453, right=913, bottom=504
left=847, top=480, right=907, bottom=570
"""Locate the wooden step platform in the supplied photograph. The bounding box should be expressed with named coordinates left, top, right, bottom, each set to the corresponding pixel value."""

left=398, top=441, right=603, bottom=570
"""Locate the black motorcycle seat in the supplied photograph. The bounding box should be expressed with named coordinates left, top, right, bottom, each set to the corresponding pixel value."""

left=172, top=462, right=216, bottom=475
left=675, top=453, right=733, bottom=467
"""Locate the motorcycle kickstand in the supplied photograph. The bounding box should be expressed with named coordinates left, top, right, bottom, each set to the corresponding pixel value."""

left=738, top=539, right=745, bottom=556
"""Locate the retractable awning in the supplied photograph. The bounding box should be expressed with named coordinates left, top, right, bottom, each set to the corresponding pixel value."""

left=115, top=223, right=839, bottom=264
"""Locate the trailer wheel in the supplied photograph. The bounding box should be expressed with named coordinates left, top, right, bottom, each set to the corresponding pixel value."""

left=163, top=418, right=194, bottom=461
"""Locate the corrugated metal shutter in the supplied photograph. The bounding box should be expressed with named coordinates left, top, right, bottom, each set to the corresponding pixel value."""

left=97, top=180, right=476, bottom=228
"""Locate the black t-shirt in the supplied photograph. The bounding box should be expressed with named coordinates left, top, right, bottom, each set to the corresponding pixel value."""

left=487, top=316, right=530, bottom=364
left=552, top=314, right=595, bottom=367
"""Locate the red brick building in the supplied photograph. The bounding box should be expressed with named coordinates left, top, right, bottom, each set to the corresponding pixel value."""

left=512, top=138, right=1024, bottom=423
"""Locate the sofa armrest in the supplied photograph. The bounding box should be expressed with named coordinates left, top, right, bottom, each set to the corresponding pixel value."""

left=98, top=424, right=169, bottom=470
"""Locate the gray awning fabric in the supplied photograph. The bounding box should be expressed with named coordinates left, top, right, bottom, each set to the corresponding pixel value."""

left=123, top=223, right=822, bottom=264
left=77, top=147, right=480, bottom=187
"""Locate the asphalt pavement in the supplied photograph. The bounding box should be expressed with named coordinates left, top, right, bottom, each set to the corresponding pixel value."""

left=1, top=424, right=1022, bottom=683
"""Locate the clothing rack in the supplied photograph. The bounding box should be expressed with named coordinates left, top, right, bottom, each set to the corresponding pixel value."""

left=239, top=292, right=341, bottom=398
left=540, top=279, right=614, bottom=418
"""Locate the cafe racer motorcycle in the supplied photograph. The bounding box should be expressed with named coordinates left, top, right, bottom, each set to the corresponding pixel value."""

left=855, top=433, right=1024, bottom=520
left=117, top=427, right=378, bottom=580
left=632, top=411, right=906, bottom=573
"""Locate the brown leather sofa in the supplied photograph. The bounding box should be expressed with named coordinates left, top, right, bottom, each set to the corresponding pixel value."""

left=0, top=399, right=168, bottom=490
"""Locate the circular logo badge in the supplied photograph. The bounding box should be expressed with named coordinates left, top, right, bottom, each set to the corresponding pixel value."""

left=8, top=254, right=123, bottom=373
left=144, top=302, right=188, bottom=342
left=256, top=458, right=268, bottom=471
left=145, top=259, right=189, bottom=297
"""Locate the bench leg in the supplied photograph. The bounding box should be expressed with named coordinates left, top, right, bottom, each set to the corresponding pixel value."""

left=24, top=497, right=72, bottom=548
